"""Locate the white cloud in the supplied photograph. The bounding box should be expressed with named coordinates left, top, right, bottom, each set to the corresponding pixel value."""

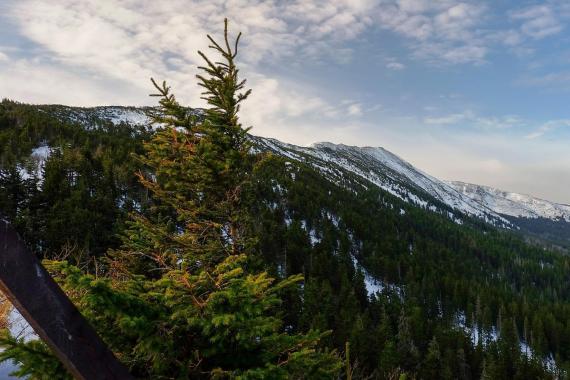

left=424, top=111, right=523, bottom=130
left=517, top=71, right=570, bottom=87
left=423, top=111, right=569, bottom=141
left=525, top=119, right=570, bottom=139
left=2, top=0, right=505, bottom=91
left=236, top=72, right=366, bottom=144
left=474, top=115, right=523, bottom=130
left=386, top=61, right=405, bottom=70
left=375, top=1, right=489, bottom=65
left=0, top=58, right=146, bottom=105
left=3, top=0, right=377, bottom=128
left=414, top=42, right=487, bottom=65
left=4, top=0, right=563, bottom=106
left=2, top=0, right=395, bottom=104
left=347, top=103, right=363, bottom=116
left=0, top=52, right=8, bottom=61
left=510, top=4, right=564, bottom=39
left=494, top=29, right=523, bottom=47
left=424, top=113, right=468, bottom=125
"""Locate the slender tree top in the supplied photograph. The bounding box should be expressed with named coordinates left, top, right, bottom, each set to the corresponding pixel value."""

left=196, top=18, right=252, bottom=136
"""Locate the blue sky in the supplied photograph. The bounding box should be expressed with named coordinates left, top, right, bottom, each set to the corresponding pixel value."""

left=1, top=0, right=569, bottom=202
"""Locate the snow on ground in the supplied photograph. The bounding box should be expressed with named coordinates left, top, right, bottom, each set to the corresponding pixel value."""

left=312, top=143, right=510, bottom=227
left=454, top=311, right=498, bottom=346
left=18, top=144, right=52, bottom=182
left=350, top=255, right=404, bottom=299
left=324, top=211, right=341, bottom=228
left=253, top=137, right=511, bottom=228
left=300, top=220, right=322, bottom=246
left=95, top=107, right=152, bottom=126
left=53, top=106, right=160, bottom=131
left=30, top=146, right=51, bottom=162
left=453, top=310, right=560, bottom=373
left=449, top=181, right=570, bottom=222
left=308, top=229, right=321, bottom=246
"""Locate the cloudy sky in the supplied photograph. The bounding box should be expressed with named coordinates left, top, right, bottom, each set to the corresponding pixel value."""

left=1, top=0, right=569, bottom=203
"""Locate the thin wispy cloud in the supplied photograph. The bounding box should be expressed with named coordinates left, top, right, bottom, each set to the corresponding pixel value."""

left=526, top=119, right=570, bottom=139
left=424, top=113, right=469, bottom=125
left=424, top=111, right=523, bottom=130
left=510, top=4, right=564, bottom=39
left=385, top=57, right=406, bottom=70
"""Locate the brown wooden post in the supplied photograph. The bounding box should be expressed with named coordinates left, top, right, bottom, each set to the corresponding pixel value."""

left=0, top=218, right=134, bottom=380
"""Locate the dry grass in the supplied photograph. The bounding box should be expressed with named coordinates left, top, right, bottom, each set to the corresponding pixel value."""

left=0, top=291, right=12, bottom=331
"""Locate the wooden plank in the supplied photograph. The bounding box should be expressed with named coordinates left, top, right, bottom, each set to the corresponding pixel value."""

left=0, top=218, right=134, bottom=380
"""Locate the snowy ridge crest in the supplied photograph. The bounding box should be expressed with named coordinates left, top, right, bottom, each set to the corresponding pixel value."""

left=254, top=138, right=511, bottom=227
left=448, top=181, right=570, bottom=222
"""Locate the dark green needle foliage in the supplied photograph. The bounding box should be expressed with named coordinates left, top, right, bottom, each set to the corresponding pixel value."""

left=0, top=19, right=340, bottom=379
left=0, top=16, right=570, bottom=380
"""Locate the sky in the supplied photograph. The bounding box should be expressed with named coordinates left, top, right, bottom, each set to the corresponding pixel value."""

left=1, top=0, right=569, bottom=203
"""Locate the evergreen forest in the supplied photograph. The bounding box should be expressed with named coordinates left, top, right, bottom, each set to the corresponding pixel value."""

left=0, top=20, right=569, bottom=380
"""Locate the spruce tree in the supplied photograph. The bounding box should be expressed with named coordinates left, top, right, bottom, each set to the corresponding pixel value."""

left=422, top=336, right=441, bottom=378
left=0, top=19, right=340, bottom=379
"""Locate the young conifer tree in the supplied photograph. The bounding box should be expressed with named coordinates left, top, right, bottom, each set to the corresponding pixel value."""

left=0, top=19, right=340, bottom=379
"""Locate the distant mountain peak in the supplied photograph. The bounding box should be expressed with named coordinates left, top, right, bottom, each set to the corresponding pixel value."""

left=448, top=181, right=570, bottom=222
left=256, top=138, right=511, bottom=228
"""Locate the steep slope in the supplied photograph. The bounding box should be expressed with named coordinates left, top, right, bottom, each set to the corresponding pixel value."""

left=449, top=181, right=570, bottom=246
left=9, top=102, right=570, bottom=241
left=254, top=137, right=511, bottom=228
left=448, top=181, right=570, bottom=222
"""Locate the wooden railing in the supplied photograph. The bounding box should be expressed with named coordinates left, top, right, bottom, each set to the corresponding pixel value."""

left=0, top=218, right=134, bottom=380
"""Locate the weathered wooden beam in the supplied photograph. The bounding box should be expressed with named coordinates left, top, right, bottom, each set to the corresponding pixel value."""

left=0, top=218, right=134, bottom=380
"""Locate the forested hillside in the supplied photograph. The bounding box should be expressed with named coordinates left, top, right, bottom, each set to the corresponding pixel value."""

left=2, top=96, right=570, bottom=378
left=1, top=27, right=570, bottom=380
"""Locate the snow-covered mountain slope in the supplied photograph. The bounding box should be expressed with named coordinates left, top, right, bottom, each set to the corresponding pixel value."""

left=48, top=105, right=203, bottom=130
left=49, top=106, right=154, bottom=129
left=448, top=181, right=570, bottom=222
left=253, top=137, right=511, bottom=228
left=29, top=105, right=570, bottom=233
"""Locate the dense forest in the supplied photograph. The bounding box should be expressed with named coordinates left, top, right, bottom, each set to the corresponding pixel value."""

left=1, top=22, right=570, bottom=379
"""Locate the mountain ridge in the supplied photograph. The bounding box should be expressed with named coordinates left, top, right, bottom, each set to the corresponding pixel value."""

left=448, top=180, right=570, bottom=221
left=3, top=100, right=570, bottom=376
left=8, top=102, right=570, bottom=245
left=31, top=103, right=570, bottom=215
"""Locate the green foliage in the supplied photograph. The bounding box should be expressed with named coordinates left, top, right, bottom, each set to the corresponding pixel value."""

left=0, top=19, right=569, bottom=380
left=248, top=154, right=570, bottom=379
left=42, top=257, right=339, bottom=379
left=0, top=100, right=150, bottom=261
left=0, top=331, right=70, bottom=380
left=0, top=20, right=340, bottom=379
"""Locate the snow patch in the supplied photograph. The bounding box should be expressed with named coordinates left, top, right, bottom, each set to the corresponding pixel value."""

left=18, top=144, right=52, bottom=182
left=452, top=310, right=560, bottom=374
left=351, top=255, right=404, bottom=299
